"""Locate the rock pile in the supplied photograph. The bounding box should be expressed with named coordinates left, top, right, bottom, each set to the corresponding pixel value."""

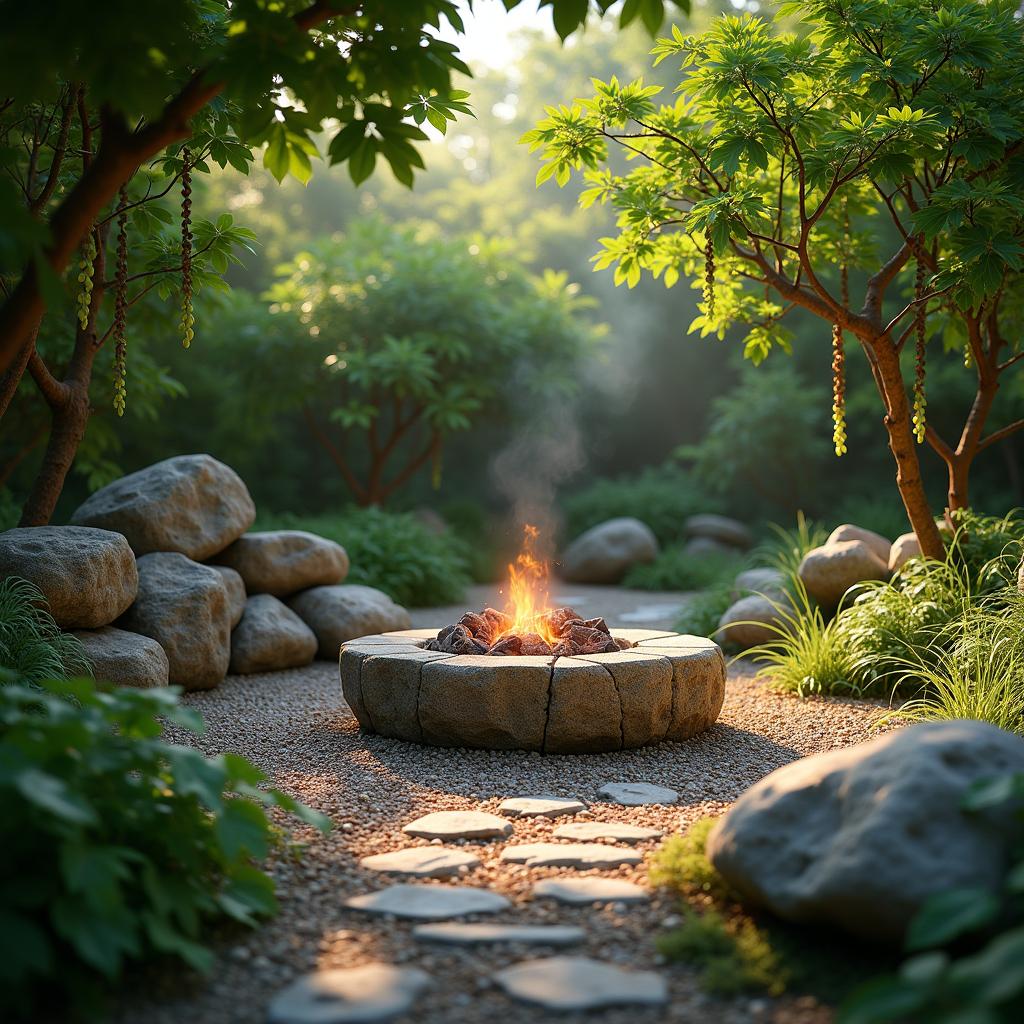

left=1, top=454, right=409, bottom=690
left=683, top=513, right=752, bottom=556
left=558, top=517, right=658, bottom=584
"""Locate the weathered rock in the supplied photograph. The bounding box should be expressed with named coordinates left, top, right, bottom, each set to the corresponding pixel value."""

left=533, top=877, right=649, bottom=905
left=0, top=526, right=137, bottom=629
left=798, top=540, right=888, bottom=607
left=731, top=567, right=786, bottom=602
left=559, top=517, right=658, bottom=584
left=500, top=843, right=642, bottom=869
left=553, top=822, right=663, bottom=844
left=685, top=513, right=752, bottom=550
left=229, top=594, right=317, bottom=675
left=498, top=797, right=586, bottom=819
left=117, top=552, right=230, bottom=690
left=70, top=454, right=254, bottom=560
left=597, top=782, right=678, bottom=806
left=345, top=884, right=510, bottom=920
left=718, top=593, right=790, bottom=649
left=73, top=626, right=169, bottom=688
left=211, top=565, right=246, bottom=627
left=413, top=923, right=583, bottom=946
left=289, top=585, right=411, bottom=659
left=268, top=964, right=430, bottom=1024
left=827, top=523, right=892, bottom=563
left=212, top=530, right=348, bottom=597
left=359, top=847, right=480, bottom=878
left=889, top=531, right=922, bottom=572
left=494, top=956, right=668, bottom=1011
left=682, top=536, right=738, bottom=559
left=402, top=811, right=513, bottom=841
left=707, top=720, right=1024, bottom=943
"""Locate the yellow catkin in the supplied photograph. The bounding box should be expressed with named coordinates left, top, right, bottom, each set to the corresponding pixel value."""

left=831, top=322, right=847, bottom=456
left=113, top=187, right=129, bottom=416
left=703, top=235, right=715, bottom=319
left=180, top=147, right=194, bottom=348
left=912, top=258, right=927, bottom=444
left=76, top=229, right=97, bottom=330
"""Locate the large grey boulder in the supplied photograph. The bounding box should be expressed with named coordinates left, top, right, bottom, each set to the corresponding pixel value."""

left=212, top=530, right=348, bottom=597
left=707, top=721, right=1024, bottom=943
left=731, top=567, right=786, bottom=602
left=71, top=454, right=255, bottom=560
left=685, top=513, right=752, bottom=550
left=229, top=594, right=317, bottom=675
left=559, top=517, right=658, bottom=584
left=682, top=536, right=736, bottom=559
left=0, top=526, right=136, bottom=629
left=798, top=540, right=888, bottom=607
left=73, top=627, right=169, bottom=688
left=210, top=565, right=246, bottom=627
left=889, top=531, right=922, bottom=572
left=826, top=524, right=892, bottom=563
left=289, top=584, right=411, bottom=659
left=717, top=593, right=790, bottom=649
left=118, top=552, right=231, bottom=690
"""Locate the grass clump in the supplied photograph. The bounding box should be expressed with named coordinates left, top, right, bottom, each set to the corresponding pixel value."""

left=755, top=511, right=827, bottom=577
left=256, top=507, right=471, bottom=607
left=649, top=817, right=730, bottom=898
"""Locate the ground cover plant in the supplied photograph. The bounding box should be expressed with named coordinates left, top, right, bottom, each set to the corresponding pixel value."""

left=0, top=676, right=329, bottom=1020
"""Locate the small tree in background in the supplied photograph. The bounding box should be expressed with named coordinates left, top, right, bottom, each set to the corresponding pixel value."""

left=261, top=220, right=600, bottom=505
left=525, top=0, right=1024, bottom=558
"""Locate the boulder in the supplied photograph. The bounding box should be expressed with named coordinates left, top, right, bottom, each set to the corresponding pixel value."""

left=559, top=518, right=658, bottom=584
left=889, top=531, right=922, bottom=572
left=212, top=530, right=348, bottom=597
left=73, top=626, right=169, bottom=688
left=707, top=721, right=1024, bottom=944
left=289, top=584, right=411, bottom=659
left=0, top=526, right=136, bottom=629
left=71, top=454, right=254, bottom=560
left=682, top=537, right=736, bottom=559
left=118, top=552, right=231, bottom=690
left=798, top=540, right=888, bottom=607
left=685, top=513, right=752, bottom=550
left=210, top=565, right=246, bottom=627
left=717, top=593, right=790, bottom=649
left=230, top=594, right=317, bottom=675
left=826, top=524, right=891, bottom=563
left=731, top=567, right=786, bottom=602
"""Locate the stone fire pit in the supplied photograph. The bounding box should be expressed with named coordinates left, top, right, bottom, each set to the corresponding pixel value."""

left=339, top=629, right=725, bottom=753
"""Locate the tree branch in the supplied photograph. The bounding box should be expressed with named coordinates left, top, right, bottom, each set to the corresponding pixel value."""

left=978, top=419, right=1024, bottom=453
left=27, top=350, right=69, bottom=409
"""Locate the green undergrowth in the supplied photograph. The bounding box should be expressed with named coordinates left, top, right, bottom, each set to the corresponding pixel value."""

left=624, top=546, right=745, bottom=592
left=673, top=582, right=735, bottom=638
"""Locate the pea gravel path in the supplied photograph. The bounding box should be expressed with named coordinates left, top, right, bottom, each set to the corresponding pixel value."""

left=111, top=591, right=889, bottom=1024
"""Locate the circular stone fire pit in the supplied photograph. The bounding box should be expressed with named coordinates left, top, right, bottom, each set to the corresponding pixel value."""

left=339, top=629, right=726, bottom=753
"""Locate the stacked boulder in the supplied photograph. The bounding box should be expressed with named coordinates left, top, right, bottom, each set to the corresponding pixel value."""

left=717, top=567, right=790, bottom=648
left=559, top=517, right=658, bottom=584
left=797, top=524, right=891, bottom=609
left=683, top=514, right=752, bottom=558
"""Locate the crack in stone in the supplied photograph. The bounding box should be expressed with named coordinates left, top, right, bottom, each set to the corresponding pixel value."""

left=540, top=659, right=557, bottom=753
left=602, top=663, right=626, bottom=751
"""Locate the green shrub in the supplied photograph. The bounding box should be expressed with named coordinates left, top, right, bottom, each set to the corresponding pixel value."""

left=946, top=508, right=1024, bottom=590
left=561, top=464, right=718, bottom=547
left=256, top=507, right=471, bottom=607
left=650, top=817, right=731, bottom=898
left=0, top=577, right=91, bottom=684
left=623, top=546, right=744, bottom=592
left=0, top=677, right=329, bottom=1019
left=755, top=511, right=828, bottom=578
left=674, top=582, right=735, bottom=638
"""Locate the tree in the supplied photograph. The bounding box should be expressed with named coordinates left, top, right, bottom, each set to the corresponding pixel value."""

left=259, top=220, right=600, bottom=505
left=0, top=0, right=690, bottom=524
left=524, top=0, right=1024, bottom=558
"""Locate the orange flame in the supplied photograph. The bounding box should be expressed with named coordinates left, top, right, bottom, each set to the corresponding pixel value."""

left=498, top=524, right=559, bottom=645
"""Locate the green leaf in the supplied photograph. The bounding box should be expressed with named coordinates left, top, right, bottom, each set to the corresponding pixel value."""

left=552, top=0, right=588, bottom=40
left=15, top=768, right=96, bottom=826
left=906, top=888, right=1000, bottom=951
left=263, top=125, right=289, bottom=184
left=215, top=799, right=271, bottom=861
left=348, top=138, right=376, bottom=185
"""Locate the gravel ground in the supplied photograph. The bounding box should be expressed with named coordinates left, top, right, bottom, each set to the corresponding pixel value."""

left=110, top=653, right=889, bottom=1024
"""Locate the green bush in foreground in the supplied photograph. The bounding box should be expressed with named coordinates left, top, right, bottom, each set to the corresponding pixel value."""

left=257, top=507, right=471, bottom=608
left=0, top=678, right=330, bottom=1019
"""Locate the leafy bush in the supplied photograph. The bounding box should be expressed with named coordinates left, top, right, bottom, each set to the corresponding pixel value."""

left=946, top=508, right=1024, bottom=590
left=561, top=464, right=718, bottom=547
left=0, top=677, right=329, bottom=1019
left=650, top=817, right=731, bottom=898
left=623, top=546, right=744, bottom=592
left=256, top=507, right=471, bottom=607
left=0, top=577, right=91, bottom=684
left=674, top=583, right=735, bottom=638
left=755, top=512, right=828, bottom=578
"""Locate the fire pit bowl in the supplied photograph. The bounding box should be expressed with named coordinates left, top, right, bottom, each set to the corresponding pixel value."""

left=339, top=628, right=726, bottom=753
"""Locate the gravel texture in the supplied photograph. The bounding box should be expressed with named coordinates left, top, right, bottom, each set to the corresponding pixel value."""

left=110, top=651, right=886, bottom=1024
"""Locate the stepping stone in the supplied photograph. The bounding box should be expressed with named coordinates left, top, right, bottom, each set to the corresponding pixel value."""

left=493, top=956, right=668, bottom=1011
left=500, top=843, right=641, bottom=869
left=345, top=884, right=510, bottom=920
left=597, top=782, right=678, bottom=806
left=533, top=877, right=649, bottom=905
left=413, top=922, right=584, bottom=946
left=268, top=963, right=430, bottom=1023
left=360, top=847, right=480, bottom=878
left=554, top=822, right=664, bottom=844
left=402, top=810, right=512, bottom=841
left=499, top=796, right=586, bottom=819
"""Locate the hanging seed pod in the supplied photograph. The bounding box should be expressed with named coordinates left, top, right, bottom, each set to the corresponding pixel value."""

left=912, top=257, right=927, bottom=444
left=179, top=147, right=194, bottom=349
left=831, top=321, right=847, bottom=457
left=112, top=186, right=129, bottom=417
left=76, top=228, right=97, bottom=330
left=703, top=233, right=715, bottom=319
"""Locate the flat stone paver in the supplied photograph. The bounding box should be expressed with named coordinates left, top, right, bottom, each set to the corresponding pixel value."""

left=402, top=810, right=512, bottom=841
left=345, top=884, right=510, bottom=920
left=412, top=923, right=584, bottom=946
left=493, top=956, right=668, bottom=1011
left=553, top=822, right=664, bottom=844
left=597, top=782, right=679, bottom=806
left=532, top=877, right=650, bottom=905
left=267, top=964, right=430, bottom=1023
left=498, top=796, right=586, bottom=819
left=500, top=842, right=642, bottom=869
left=359, top=847, right=480, bottom=878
